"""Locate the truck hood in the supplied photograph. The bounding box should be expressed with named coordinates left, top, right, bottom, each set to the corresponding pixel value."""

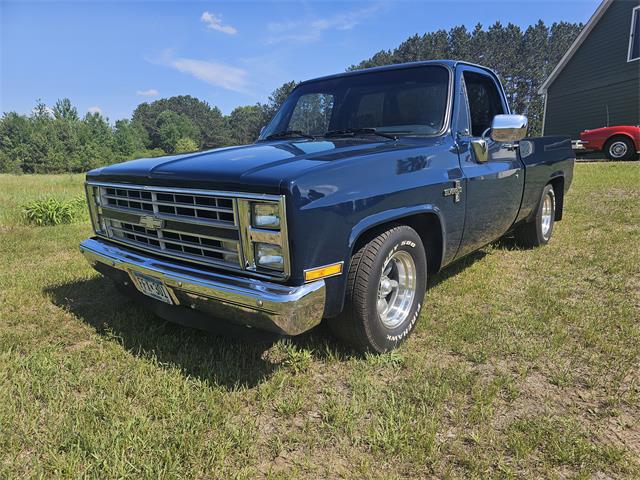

left=87, top=138, right=405, bottom=194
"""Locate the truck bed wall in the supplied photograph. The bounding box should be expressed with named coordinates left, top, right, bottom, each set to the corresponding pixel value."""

left=515, top=136, right=575, bottom=224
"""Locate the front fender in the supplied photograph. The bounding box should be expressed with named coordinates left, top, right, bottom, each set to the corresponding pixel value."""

left=282, top=136, right=463, bottom=318
left=348, top=204, right=446, bottom=257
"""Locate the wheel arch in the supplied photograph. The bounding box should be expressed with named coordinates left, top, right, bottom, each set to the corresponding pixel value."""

left=604, top=134, right=637, bottom=158
left=348, top=207, right=445, bottom=276
left=547, top=175, right=565, bottom=221
left=605, top=133, right=637, bottom=150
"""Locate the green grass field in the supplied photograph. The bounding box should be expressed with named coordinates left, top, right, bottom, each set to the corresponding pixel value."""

left=1, top=163, right=639, bottom=479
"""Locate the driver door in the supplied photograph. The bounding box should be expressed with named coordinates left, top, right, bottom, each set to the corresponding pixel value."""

left=455, top=67, right=524, bottom=257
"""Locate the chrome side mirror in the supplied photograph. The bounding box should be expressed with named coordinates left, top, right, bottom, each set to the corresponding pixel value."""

left=471, top=114, right=528, bottom=163
left=489, top=114, right=528, bottom=142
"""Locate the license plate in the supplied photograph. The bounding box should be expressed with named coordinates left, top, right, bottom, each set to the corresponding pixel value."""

left=130, top=272, right=174, bottom=304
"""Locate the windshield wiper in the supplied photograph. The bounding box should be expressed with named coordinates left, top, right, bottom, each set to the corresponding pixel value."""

left=324, top=128, right=397, bottom=141
left=264, top=130, right=315, bottom=140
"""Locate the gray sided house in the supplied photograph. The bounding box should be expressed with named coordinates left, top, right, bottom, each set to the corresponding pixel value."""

left=540, top=0, right=640, bottom=138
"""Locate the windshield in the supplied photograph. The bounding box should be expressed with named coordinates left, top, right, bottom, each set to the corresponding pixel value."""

left=260, top=65, right=450, bottom=140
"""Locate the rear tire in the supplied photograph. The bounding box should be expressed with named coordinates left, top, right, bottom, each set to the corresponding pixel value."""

left=604, top=136, right=635, bottom=161
left=513, top=184, right=556, bottom=248
left=328, top=225, right=427, bottom=353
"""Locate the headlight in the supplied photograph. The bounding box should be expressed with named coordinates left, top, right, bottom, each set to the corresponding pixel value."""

left=238, top=197, right=289, bottom=277
left=252, top=203, right=280, bottom=229
left=255, top=243, right=284, bottom=270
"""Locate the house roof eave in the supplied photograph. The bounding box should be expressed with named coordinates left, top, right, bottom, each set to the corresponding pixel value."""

left=538, top=0, right=615, bottom=95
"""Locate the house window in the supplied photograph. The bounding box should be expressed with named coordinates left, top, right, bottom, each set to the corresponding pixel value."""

left=629, top=6, right=640, bottom=61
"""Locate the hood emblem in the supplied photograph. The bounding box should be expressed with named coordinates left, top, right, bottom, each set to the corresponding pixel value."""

left=139, top=215, right=165, bottom=230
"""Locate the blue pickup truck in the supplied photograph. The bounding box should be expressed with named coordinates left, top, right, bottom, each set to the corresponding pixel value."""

left=80, top=60, right=574, bottom=352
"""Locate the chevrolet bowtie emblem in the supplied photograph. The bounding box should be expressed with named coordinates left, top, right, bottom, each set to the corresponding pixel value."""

left=443, top=180, right=462, bottom=203
left=139, top=215, right=164, bottom=230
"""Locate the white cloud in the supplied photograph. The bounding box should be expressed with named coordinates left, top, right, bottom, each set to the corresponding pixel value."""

left=201, top=11, right=237, bottom=35
left=167, top=56, right=248, bottom=93
left=266, top=3, right=384, bottom=44
left=136, top=88, right=159, bottom=97
left=88, top=106, right=102, bottom=114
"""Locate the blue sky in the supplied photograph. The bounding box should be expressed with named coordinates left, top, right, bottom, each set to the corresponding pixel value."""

left=1, top=0, right=600, bottom=121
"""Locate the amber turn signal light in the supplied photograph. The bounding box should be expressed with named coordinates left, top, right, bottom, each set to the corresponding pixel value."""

left=304, top=262, right=343, bottom=282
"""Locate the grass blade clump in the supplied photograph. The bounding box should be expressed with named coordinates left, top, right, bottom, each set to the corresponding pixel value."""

left=22, top=195, right=85, bottom=226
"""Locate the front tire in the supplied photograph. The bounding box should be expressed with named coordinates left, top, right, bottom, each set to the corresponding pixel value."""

left=513, top=184, right=556, bottom=248
left=604, top=136, right=635, bottom=161
left=328, top=225, right=427, bottom=353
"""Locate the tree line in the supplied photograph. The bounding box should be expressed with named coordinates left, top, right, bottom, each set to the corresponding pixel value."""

left=350, top=21, right=582, bottom=137
left=0, top=82, right=297, bottom=174
left=0, top=21, right=581, bottom=174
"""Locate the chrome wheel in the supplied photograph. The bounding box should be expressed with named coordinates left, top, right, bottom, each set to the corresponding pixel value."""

left=541, top=192, right=554, bottom=239
left=377, top=250, right=417, bottom=329
left=609, top=141, right=628, bottom=159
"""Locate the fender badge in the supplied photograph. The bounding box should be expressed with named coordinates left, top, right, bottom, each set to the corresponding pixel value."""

left=443, top=180, right=462, bottom=203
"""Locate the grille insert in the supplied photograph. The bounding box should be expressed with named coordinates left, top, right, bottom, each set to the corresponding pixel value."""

left=95, top=185, right=241, bottom=269
left=103, top=187, right=235, bottom=225
left=104, top=219, right=239, bottom=265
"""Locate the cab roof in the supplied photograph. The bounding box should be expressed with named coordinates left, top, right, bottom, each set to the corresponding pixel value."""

left=299, top=60, right=496, bottom=85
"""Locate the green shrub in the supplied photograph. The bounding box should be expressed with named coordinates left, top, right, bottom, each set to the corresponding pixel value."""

left=175, top=137, right=199, bottom=154
left=130, top=148, right=167, bottom=159
left=281, top=342, right=313, bottom=374
left=22, top=196, right=85, bottom=226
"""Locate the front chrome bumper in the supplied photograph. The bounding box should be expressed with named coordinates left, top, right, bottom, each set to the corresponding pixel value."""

left=79, top=238, right=325, bottom=335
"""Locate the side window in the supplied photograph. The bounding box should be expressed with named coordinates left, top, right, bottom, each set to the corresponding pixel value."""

left=463, top=72, right=504, bottom=137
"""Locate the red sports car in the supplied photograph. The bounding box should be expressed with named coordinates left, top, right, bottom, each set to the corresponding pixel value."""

left=579, top=125, right=640, bottom=161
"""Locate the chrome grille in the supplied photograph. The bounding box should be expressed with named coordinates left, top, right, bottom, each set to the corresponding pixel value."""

left=90, top=184, right=242, bottom=270
left=104, top=219, right=240, bottom=265
left=85, top=181, right=290, bottom=279
left=102, top=186, right=235, bottom=224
